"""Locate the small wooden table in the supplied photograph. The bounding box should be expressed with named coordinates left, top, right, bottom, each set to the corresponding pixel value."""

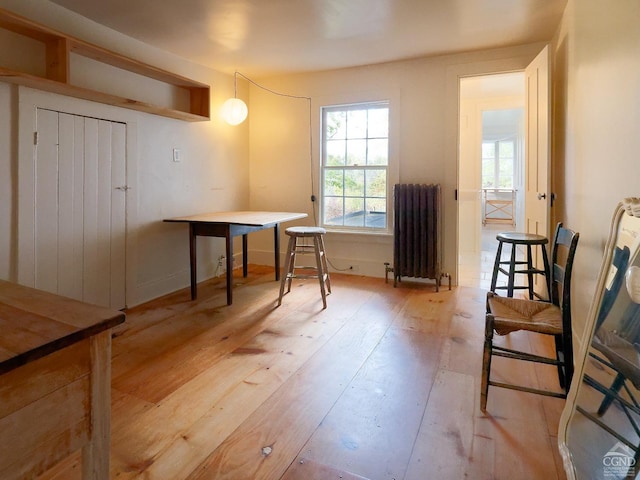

left=164, top=211, right=308, bottom=305
left=0, top=280, right=125, bottom=479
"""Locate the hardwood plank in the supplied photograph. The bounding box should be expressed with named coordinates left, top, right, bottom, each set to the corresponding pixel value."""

left=185, top=283, right=407, bottom=479
left=477, top=386, right=561, bottom=479
left=405, top=369, right=493, bottom=479
left=294, top=327, right=443, bottom=480
left=394, top=286, right=455, bottom=334
left=281, top=458, right=371, bottom=480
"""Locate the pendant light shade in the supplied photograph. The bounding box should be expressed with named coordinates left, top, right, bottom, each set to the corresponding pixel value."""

left=626, top=266, right=640, bottom=304
left=222, top=97, right=248, bottom=125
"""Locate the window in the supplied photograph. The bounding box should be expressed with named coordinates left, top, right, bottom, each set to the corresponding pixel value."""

left=321, top=102, right=389, bottom=231
left=481, top=139, right=515, bottom=189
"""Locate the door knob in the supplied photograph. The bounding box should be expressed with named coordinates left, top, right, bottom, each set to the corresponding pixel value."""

left=537, top=193, right=547, bottom=200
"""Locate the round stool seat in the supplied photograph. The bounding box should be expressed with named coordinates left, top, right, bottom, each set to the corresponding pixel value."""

left=496, top=232, right=548, bottom=245
left=490, top=231, right=550, bottom=299
left=285, top=226, right=327, bottom=236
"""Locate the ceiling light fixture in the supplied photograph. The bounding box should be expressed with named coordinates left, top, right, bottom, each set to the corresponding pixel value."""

left=221, top=72, right=248, bottom=125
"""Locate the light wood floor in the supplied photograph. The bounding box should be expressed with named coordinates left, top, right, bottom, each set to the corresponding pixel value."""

left=41, top=266, right=567, bottom=480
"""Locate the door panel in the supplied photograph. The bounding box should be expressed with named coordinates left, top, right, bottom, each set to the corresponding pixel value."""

left=29, top=109, right=126, bottom=309
left=525, top=45, right=550, bottom=237
left=57, top=113, right=85, bottom=300
left=525, top=46, right=551, bottom=295
left=110, top=122, right=127, bottom=309
left=34, top=109, right=59, bottom=294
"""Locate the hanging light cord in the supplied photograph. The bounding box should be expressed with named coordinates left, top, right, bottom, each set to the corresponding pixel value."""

left=234, top=72, right=318, bottom=225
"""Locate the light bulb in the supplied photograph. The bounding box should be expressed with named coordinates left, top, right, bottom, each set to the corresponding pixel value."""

left=222, top=97, right=248, bottom=125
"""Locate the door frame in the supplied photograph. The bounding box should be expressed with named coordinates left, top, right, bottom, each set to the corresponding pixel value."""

left=444, top=44, right=550, bottom=285
left=459, top=89, right=525, bottom=255
left=17, top=86, right=138, bottom=308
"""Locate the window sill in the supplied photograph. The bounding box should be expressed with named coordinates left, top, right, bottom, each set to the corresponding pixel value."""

left=324, top=228, right=393, bottom=242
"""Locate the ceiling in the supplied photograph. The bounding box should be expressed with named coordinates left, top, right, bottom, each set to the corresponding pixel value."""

left=49, top=0, right=566, bottom=77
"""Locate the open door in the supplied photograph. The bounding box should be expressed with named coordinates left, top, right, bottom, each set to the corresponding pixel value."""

left=524, top=45, right=551, bottom=295
left=525, top=46, right=551, bottom=239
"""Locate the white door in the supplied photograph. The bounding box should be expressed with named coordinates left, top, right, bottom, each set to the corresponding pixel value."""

left=524, top=46, right=551, bottom=295
left=24, top=108, right=126, bottom=309
left=524, top=46, right=551, bottom=239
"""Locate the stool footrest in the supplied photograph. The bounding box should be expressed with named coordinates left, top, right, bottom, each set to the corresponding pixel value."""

left=497, top=267, right=546, bottom=276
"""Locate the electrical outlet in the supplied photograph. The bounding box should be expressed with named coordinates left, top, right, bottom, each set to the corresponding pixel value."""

left=172, top=148, right=181, bottom=162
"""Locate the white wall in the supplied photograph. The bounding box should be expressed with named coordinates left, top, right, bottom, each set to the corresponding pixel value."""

left=0, top=0, right=250, bottom=307
left=552, top=0, right=640, bottom=343
left=246, top=44, right=546, bottom=281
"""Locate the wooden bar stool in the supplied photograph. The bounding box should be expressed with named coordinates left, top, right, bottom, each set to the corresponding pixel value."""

left=489, top=231, right=550, bottom=299
left=277, top=226, right=331, bottom=308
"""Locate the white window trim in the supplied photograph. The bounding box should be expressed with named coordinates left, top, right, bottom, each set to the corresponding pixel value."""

left=313, top=90, right=400, bottom=236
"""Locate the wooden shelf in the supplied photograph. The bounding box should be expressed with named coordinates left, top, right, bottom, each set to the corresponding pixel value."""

left=0, top=8, right=210, bottom=121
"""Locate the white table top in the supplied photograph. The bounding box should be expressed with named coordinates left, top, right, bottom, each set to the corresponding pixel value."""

left=164, top=211, right=308, bottom=226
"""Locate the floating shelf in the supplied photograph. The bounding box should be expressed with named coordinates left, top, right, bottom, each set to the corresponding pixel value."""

left=0, top=8, right=210, bottom=121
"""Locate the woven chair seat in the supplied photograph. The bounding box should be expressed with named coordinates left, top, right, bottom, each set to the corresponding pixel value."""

left=487, top=291, right=563, bottom=336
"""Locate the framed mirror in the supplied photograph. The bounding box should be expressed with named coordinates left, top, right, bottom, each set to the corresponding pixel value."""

left=559, top=198, right=640, bottom=479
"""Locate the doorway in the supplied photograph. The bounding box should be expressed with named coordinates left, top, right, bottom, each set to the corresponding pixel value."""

left=458, top=72, right=525, bottom=290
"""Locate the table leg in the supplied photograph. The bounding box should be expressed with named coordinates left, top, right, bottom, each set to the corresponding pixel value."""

left=226, top=232, right=233, bottom=305
left=242, top=234, right=248, bottom=277
left=189, top=224, right=197, bottom=300
left=82, top=331, right=111, bottom=480
left=274, top=224, right=281, bottom=281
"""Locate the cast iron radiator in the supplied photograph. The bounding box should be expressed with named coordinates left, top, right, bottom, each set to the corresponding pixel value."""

left=389, top=183, right=450, bottom=291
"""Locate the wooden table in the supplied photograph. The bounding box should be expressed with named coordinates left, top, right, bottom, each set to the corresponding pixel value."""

left=0, top=280, right=125, bottom=479
left=164, top=211, right=308, bottom=305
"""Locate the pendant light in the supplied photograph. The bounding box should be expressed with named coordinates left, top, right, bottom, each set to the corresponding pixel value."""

left=222, top=72, right=248, bottom=125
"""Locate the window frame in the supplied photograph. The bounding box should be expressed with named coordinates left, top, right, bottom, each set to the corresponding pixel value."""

left=319, top=100, right=394, bottom=235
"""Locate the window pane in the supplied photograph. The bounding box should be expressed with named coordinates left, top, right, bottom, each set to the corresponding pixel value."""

left=367, top=139, right=388, bottom=165
left=365, top=198, right=386, bottom=228
left=345, top=169, right=364, bottom=196
left=368, top=108, right=388, bottom=138
left=482, top=142, right=495, bottom=159
left=344, top=197, right=365, bottom=227
left=499, top=161, right=513, bottom=188
left=346, top=139, right=366, bottom=166
left=499, top=141, right=514, bottom=158
left=326, top=139, right=345, bottom=166
left=347, top=110, right=367, bottom=138
left=323, top=196, right=343, bottom=225
left=365, top=169, right=386, bottom=197
left=482, top=158, right=495, bottom=188
left=326, top=110, right=346, bottom=139
left=498, top=140, right=514, bottom=188
left=324, top=169, right=344, bottom=196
